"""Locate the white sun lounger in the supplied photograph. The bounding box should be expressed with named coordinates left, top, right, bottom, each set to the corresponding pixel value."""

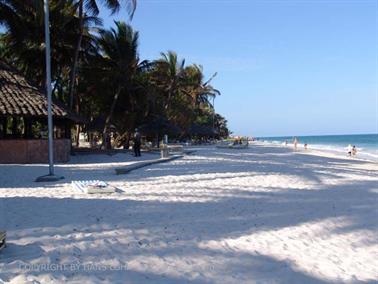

left=0, top=231, right=6, bottom=251
left=216, top=143, right=248, bottom=149
left=71, top=180, right=116, bottom=194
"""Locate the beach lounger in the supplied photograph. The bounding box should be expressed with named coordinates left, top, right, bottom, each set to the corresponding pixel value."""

left=216, top=143, right=248, bottom=149
left=71, top=180, right=116, bottom=194
left=167, top=144, right=184, bottom=154
left=0, top=231, right=6, bottom=251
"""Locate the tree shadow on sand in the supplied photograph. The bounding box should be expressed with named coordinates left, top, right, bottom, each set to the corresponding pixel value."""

left=0, top=145, right=377, bottom=283
left=1, top=179, right=377, bottom=282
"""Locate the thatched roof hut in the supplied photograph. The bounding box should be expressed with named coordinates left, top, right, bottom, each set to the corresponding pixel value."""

left=0, top=61, right=71, bottom=120
left=0, top=61, right=75, bottom=163
left=138, top=116, right=181, bottom=136
left=188, top=123, right=217, bottom=137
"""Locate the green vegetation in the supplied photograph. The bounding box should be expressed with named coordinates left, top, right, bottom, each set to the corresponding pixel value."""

left=0, top=0, right=229, bottom=146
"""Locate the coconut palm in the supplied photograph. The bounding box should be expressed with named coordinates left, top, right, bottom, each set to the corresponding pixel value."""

left=93, top=21, right=149, bottom=137
left=68, top=0, right=137, bottom=109
left=183, top=64, right=220, bottom=107
left=0, top=0, right=99, bottom=94
left=150, top=53, right=221, bottom=135
left=152, top=51, right=187, bottom=110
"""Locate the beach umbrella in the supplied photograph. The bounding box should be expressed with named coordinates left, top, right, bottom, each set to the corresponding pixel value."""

left=188, top=124, right=217, bottom=136
left=138, top=116, right=181, bottom=136
left=138, top=116, right=181, bottom=146
left=85, top=117, right=116, bottom=132
left=36, top=0, right=63, bottom=182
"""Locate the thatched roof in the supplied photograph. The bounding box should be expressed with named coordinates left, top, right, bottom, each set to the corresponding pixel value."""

left=85, top=117, right=116, bottom=132
left=0, top=61, right=71, bottom=119
left=188, top=124, right=217, bottom=136
left=138, top=116, right=181, bottom=136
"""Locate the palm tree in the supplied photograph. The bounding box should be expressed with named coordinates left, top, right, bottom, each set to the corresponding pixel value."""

left=94, top=21, right=148, bottom=140
left=0, top=0, right=99, bottom=94
left=153, top=51, right=186, bottom=110
left=68, top=0, right=137, bottom=110
left=183, top=64, right=220, bottom=107
left=150, top=54, right=220, bottom=135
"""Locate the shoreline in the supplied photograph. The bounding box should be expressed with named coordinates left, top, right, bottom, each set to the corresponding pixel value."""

left=255, top=140, right=378, bottom=164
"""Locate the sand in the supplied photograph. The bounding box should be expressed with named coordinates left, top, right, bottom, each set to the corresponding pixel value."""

left=0, top=143, right=377, bottom=283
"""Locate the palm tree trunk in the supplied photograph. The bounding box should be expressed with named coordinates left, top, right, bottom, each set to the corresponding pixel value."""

left=74, top=93, right=81, bottom=147
left=165, top=87, right=173, bottom=110
left=68, top=0, right=84, bottom=110
left=102, top=88, right=121, bottom=148
left=125, top=132, right=131, bottom=149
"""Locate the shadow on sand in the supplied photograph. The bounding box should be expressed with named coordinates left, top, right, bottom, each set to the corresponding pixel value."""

left=0, top=145, right=377, bottom=283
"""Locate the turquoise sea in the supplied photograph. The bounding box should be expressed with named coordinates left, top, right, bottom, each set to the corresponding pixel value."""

left=259, top=134, right=378, bottom=161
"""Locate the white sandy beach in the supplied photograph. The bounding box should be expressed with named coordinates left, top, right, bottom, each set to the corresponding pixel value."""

left=0, top=143, right=377, bottom=284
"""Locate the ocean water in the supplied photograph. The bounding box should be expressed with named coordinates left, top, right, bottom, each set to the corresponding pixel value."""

left=259, top=134, right=378, bottom=161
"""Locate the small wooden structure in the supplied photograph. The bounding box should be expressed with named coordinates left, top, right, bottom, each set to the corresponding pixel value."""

left=0, top=61, right=75, bottom=163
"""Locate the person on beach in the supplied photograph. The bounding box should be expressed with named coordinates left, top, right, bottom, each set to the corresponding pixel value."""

left=285, top=140, right=288, bottom=146
left=347, top=144, right=353, bottom=156
left=133, top=128, right=141, bottom=157
left=105, top=130, right=112, bottom=150
left=293, top=137, right=298, bottom=150
left=352, top=145, right=357, bottom=156
left=304, top=143, right=308, bottom=150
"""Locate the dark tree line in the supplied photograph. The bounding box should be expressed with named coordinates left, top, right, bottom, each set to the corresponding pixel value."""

left=0, top=0, right=229, bottom=146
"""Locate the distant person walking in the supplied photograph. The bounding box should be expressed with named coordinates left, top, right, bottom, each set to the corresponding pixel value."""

left=293, top=137, right=298, bottom=151
left=133, top=128, right=141, bottom=157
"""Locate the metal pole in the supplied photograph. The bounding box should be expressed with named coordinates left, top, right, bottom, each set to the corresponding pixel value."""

left=44, top=0, right=54, bottom=175
left=36, top=0, right=63, bottom=181
left=212, top=96, right=215, bottom=136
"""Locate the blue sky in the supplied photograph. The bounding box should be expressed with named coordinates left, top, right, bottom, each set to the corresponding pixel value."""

left=100, top=0, right=377, bottom=137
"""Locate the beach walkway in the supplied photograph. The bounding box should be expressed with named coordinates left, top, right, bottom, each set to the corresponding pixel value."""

left=0, top=144, right=377, bottom=283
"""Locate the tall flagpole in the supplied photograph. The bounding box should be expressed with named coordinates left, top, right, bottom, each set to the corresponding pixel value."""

left=212, top=96, right=215, bottom=139
left=45, top=0, right=54, bottom=175
left=36, top=0, right=63, bottom=182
